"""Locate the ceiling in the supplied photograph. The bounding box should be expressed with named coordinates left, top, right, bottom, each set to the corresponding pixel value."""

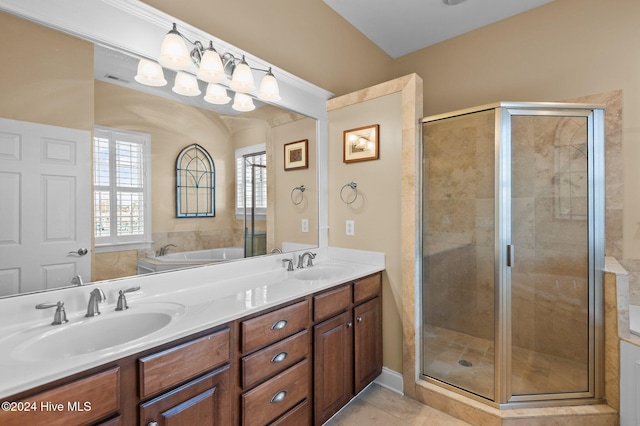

left=323, top=0, right=555, bottom=58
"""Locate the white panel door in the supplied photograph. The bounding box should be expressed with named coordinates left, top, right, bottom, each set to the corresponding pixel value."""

left=0, top=118, right=91, bottom=296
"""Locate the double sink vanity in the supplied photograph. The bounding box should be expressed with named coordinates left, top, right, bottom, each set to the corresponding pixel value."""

left=0, top=248, right=384, bottom=425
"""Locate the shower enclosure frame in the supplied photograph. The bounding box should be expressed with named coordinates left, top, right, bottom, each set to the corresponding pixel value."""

left=419, top=102, right=605, bottom=409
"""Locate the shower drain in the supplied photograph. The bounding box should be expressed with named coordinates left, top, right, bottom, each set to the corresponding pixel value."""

left=458, top=359, right=473, bottom=367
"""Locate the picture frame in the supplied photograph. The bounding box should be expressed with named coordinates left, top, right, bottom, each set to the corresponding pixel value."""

left=284, top=139, right=309, bottom=171
left=343, top=124, right=379, bottom=163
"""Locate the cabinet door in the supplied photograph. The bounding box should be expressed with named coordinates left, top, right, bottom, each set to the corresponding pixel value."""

left=354, top=297, right=382, bottom=394
left=139, top=365, right=230, bottom=426
left=313, top=310, right=353, bottom=425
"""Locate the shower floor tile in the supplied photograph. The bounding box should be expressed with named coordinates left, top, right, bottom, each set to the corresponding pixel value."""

left=423, top=325, right=589, bottom=399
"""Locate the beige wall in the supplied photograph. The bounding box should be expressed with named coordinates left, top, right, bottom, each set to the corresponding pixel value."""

left=272, top=117, right=318, bottom=249
left=0, top=11, right=93, bottom=131
left=393, top=0, right=640, bottom=262
left=328, top=92, right=404, bottom=372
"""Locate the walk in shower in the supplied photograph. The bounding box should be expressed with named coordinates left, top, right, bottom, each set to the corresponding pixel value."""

left=420, top=102, right=605, bottom=407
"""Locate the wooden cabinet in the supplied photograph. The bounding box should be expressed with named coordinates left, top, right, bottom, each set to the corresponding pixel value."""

left=139, top=365, right=230, bottom=426
left=238, top=299, right=312, bottom=426
left=313, top=273, right=382, bottom=425
left=313, top=310, right=353, bottom=425
left=2, top=270, right=382, bottom=426
left=354, top=297, right=382, bottom=394
left=0, top=367, right=120, bottom=426
left=138, top=327, right=232, bottom=426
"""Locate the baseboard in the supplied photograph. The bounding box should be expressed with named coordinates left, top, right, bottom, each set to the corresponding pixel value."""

left=374, top=367, right=404, bottom=395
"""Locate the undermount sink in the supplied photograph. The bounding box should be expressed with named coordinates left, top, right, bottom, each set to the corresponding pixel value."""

left=293, top=264, right=353, bottom=281
left=10, top=303, right=185, bottom=362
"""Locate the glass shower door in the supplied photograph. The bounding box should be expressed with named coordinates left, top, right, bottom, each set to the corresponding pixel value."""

left=422, top=110, right=496, bottom=401
left=509, top=113, right=591, bottom=397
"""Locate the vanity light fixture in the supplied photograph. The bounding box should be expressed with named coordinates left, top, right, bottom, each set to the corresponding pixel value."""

left=135, top=23, right=281, bottom=111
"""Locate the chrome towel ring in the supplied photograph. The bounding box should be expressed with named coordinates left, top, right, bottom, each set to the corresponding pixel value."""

left=340, top=181, right=358, bottom=204
left=291, top=185, right=305, bottom=205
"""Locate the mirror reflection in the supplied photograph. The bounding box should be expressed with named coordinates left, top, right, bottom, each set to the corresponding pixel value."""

left=0, top=10, right=318, bottom=298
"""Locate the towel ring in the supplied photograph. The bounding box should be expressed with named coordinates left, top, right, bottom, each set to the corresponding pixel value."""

left=340, top=181, right=358, bottom=205
left=291, top=185, right=305, bottom=205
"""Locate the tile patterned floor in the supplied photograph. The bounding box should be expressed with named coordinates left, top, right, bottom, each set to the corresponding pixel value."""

left=325, top=384, right=472, bottom=426
left=423, top=325, right=588, bottom=398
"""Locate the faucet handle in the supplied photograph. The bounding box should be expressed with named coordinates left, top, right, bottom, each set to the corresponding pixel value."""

left=282, top=258, right=294, bottom=272
left=116, top=286, right=141, bottom=311
left=36, top=301, right=68, bottom=325
left=306, top=252, right=316, bottom=267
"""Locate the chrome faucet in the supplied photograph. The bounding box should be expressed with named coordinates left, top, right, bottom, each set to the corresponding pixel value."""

left=282, top=258, right=294, bottom=271
left=71, top=274, right=84, bottom=286
left=157, top=244, right=176, bottom=256
left=36, top=301, right=68, bottom=325
left=85, top=288, right=106, bottom=317
left=297, top=252, right=316, bottom=269
left=116, top=286, right=140, bottom=311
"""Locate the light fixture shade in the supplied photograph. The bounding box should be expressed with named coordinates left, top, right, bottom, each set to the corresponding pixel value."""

left=197, top=45, right=225, bottom=84
left=230, top=58, right=255, bottom=93
left=158, top=27, right=191, bottom=70
left=172, top=71, right=201, bottom=96
left=204, top=83, right=231, bottom=105
left=232, top=92, right=255, bottom=112
left=134, top=59, right=167, bottom=87
left=258, top=71, right=281, bottom=101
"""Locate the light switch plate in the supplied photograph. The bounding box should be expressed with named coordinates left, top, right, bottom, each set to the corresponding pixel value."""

left=302, top=219, right=309, bottom=233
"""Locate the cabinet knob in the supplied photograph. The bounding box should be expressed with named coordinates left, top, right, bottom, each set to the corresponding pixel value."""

left=271, top=351, right=288, bottom=363
left=357, top=316, right=363, bottom=322
left=270, top=390, right=287, bottom=403
left=147, top=422, right=159, bottom=426
left=271, top=319, right=288, bottom=330
left=347, top=322, right=353, bottom=328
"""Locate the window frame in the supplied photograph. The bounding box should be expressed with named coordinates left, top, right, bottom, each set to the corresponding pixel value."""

left=93, top=126, right=152, bottom=253
left=235, top=144, right=267, bottom=220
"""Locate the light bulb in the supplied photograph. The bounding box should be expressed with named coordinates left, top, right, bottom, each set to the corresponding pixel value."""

left=230, top=57, right=255, bottom=93
left=258, top=70, right=281, bottom=101
left=158, top=24, right=191, bottom=70
left=172, top=72, right=201, bottom=96
left=204, top=83, right=231, bottom=105
left=197, top=43, right=225, bottom=83
left=232, top=92, right=255, bottom=112
left=134, top=59, right=167, bottom=87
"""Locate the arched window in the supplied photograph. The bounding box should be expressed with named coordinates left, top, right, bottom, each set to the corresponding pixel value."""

left=176, top=144, right=215, bottom=218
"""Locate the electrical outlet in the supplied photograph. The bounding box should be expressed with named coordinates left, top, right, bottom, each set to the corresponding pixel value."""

left=346, top=220, right=355, bottom=236
left=302, top=219, right=309, bottom=233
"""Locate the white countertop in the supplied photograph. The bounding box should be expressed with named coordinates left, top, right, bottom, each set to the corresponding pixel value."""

left=0, top=247, right=384, bottom=398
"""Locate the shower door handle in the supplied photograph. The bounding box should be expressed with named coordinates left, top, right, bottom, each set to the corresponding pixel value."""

left=507, top=245, right=514, bottom=267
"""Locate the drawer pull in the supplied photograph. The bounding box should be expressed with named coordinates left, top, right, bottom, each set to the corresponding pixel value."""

left=271, top=351, right=288, bottom=363
left=357, top=316, right=363, bottom=322
left=148, top=422, right=159, bottom=426
left=271, top=319, right=288, bottom=330
left=347, top=322, right=353, bottom=328
left=270, top=390, right=287, bottom=403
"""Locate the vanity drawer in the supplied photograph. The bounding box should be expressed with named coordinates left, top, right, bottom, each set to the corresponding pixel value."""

left=270, top=399, right=312, bottom=426
left=138, top=328, right=230, bottom=399
left=241, top=300, right=309, bottom=353
left=241, top=359, right=310, bottom=426
left=354, top=273, right=381, bottom=304
left=242, top=329, right=310, bottom=388
left=313, top=284, right=352, bottom=322
left=0, top=367, right=119, bottom=426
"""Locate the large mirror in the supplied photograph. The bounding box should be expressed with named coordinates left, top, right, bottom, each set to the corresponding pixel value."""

left=0, top=0, right=329, bottom=298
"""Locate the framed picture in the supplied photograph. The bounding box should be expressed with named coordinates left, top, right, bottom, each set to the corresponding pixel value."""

left=343, top=124, right=379, bottom=163
left=284, top=139, right=309, bottom=171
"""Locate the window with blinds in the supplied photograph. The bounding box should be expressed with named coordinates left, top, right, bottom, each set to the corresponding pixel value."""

left=93, top=127, right=151, bottom=250
left=235, top=144, right=267, bottom=218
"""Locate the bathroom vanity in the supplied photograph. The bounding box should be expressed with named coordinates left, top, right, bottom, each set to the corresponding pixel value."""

left=0, top=253, right=383, bottom=426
